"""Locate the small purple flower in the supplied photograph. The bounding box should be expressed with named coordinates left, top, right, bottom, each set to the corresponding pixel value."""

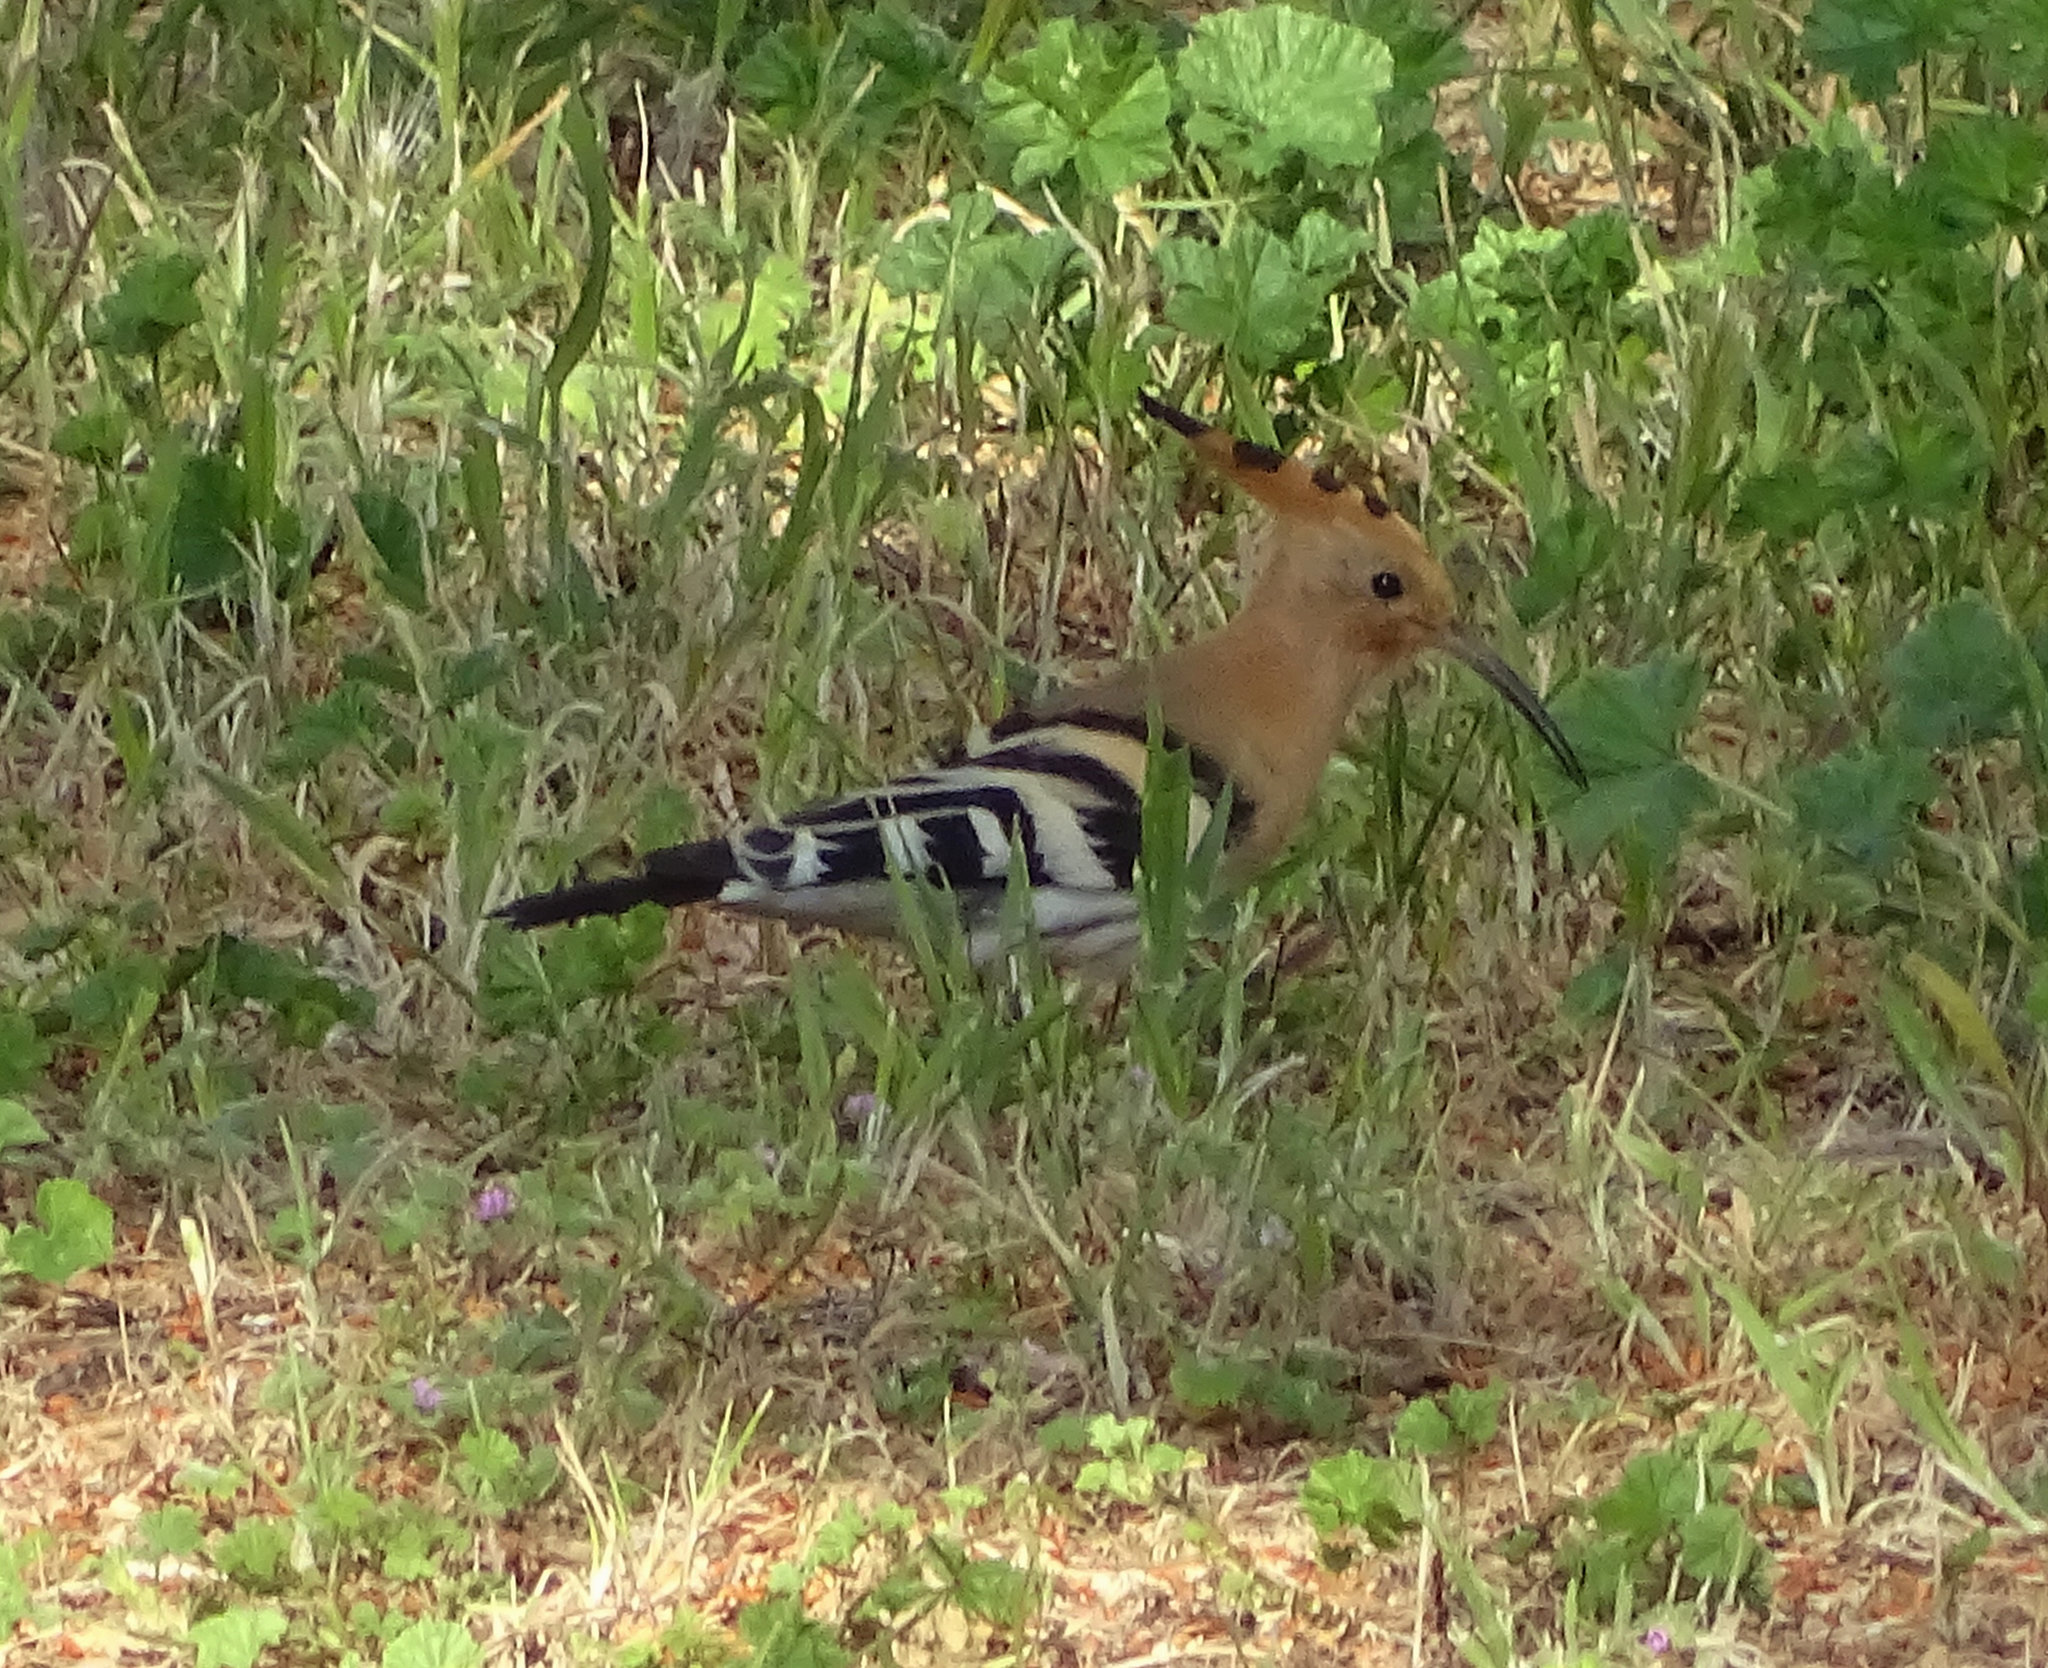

left=1642, top=1626, right=1671, bottom=1655
left=473, top=1183, right=515, bottom=1223
left=841, top=1092, right=885, bottom=1121
left=1127, top=1066, right=1155, bottom=1090
left=410, top=1376, right=445, bottom=1413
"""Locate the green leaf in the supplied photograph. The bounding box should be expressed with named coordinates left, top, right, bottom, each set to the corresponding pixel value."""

left=1788, top=746, right=1938, bottom=876
left=735, top=1595, right=851, bottom=1668
left=1561, top=946, right=1631, bottom=1028
left=1516, top=489, right=1622, bottom=626
left=1546, top=655, right=1711, bottom=878
left=1913, top=112, right=2048, bottom=237
left=1446, top=1381, right=1503, bottom=1448
left=187, top=1606, right=288, bottom=1668
left=166, top=452, right=251, bottom=598
left=1678, top=1501, right=1755, bottom=1584
left=1300, top=1450, right=1417, bottom=1547
left=4, top=1178, right=115, bottom=1283
left=1805, top=0, right=1963, bottom=101
left=877, top=191, right=1076, bottom=348
left=353, top=486, right=428, bottom=611
left=982, top=18, right=1174, bottom=197
left=1170, top=1354, right=1256, bottom=1410
left=383, top=1616, right=486, bottom=1668
left=1177, top=7, right=1392, bottom=177
left=1158, top=211, right=1368, bottom=370
left=208, top=935, right=375, bottom=1048
left=51, top=408, right=130, bottom=469
left=0, top=1097, right=46, bottom=1153
left=1393, top=1395, right=1454, bottom=1456
left=90, top=252, right=205, bottom=358
left=137, top=1504, right=205, bottom=1560
left=1882, top=591, right=2027, bottom=749
left=199, top=764, right=353, bottom=916
left=698, top=253, right=812, bottom=376
left=952, top=1556, right=1032, bottom=1627
left=0, top=1011, right=51, bottom=1095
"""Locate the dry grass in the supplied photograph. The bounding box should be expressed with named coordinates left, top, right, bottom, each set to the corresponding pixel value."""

left=5, top=5, right=2048, bottom=1665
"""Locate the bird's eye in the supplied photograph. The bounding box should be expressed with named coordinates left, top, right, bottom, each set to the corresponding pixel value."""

left=1371, top=570, right=1404, bottom=601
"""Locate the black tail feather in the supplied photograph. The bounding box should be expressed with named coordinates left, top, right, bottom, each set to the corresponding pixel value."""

left=494, top=838, right=741, bottom=930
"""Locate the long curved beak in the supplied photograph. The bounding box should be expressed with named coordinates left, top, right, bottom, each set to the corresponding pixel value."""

left=1448, top=631, right=1587, bottom=788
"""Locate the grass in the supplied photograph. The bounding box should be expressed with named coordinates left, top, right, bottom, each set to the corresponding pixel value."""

left=3, top=0, right=2047, bottom=1663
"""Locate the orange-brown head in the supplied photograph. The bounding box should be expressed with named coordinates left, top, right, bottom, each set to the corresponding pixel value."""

left=1139, top=392, right=1585, bottom=787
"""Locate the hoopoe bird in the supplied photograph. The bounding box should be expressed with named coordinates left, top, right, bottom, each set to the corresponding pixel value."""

left=495, top=393, right=1585, bottom=976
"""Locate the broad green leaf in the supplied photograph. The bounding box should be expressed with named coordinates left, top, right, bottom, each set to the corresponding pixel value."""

left=1913, top=112, right=2048, bottom=237
left=1546, top=655, right=1711, bottom=878
left=383, top=1616, right=486, bottom=1668
left=1678, top=1501, right=1755, bottom=1584
left=1393, top=1395, right=1453, bottom=1456
left=5, top=1178, right=115, bottom=1283
left=0, top=1096, right=45, bottom=1152
left=166, top=452, right=251, bottom=598
left=1806, top=0, right=1963, bottom=101
left=982, top=19, right=1173, bottom=197
left=1882, top=591, right=2026, bottom=748
left=89, top=252, right=205, bottom=358
left=877, top=192, right=1076, bottom=349
left=51, top=408, right=130, bottom=468
left=699, top=253, right=812, bottom=376
left=1170, top=1355, right=1256, bottom=1410
left=1788, top=745, right=1938, bottom=876
left=1159, top=211, right=1368, bottom=370
left=0, top=1012, right=51, bottom=1096
left=1300, top=1450, right=1417, bottom=1547
left=1177, top=7, right=1391, bottom=177
left=952, top=1556, right=1032, bottom=1627
left=187, top=1606, right=288, bottom=1668
left=353, top=486, right=428, bottom=611
left=1516, top=489, right=1622, bottom=626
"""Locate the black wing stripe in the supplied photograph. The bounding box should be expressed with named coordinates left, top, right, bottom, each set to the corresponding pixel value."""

left=757, top=786, right=1052, bottom=889
left=987, top=707, right=1250, bottom=829
left=1077, top=804, right=1142, bottom=890
left=977, top=740, right=1144, bottom=816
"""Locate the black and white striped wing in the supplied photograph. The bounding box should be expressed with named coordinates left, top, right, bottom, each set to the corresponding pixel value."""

left=707, top=709, right=1236, bottom=972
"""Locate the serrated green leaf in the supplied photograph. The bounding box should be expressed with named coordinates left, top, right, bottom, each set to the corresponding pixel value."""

left=1170, top=1354, right=1256, bottom=1410
left=90, top=252, right=205, bottom=358
left=383, top=1615, right=486, bottom=1668
left=1678, top=1501, right=1754, bottom=1583
left=1882, top=591, right=2026, bottom=748
left=187, top=1605, right=288, bottom=1668
left=1788, top=745, right=1938, bottom=875
left=1159, top=211, right=1368, bottom=370
left=1393, top=1395, right=1454, bottom=1456
left=982, top=19, right=1173, bottom=196
left=1805, top=0, right=1961, bottom=101
left=51, top=408, right=130, bottom=468
left=0, top=1009, right=52, bottom=1095
left=1177, top=8, right=1391, bottom=177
